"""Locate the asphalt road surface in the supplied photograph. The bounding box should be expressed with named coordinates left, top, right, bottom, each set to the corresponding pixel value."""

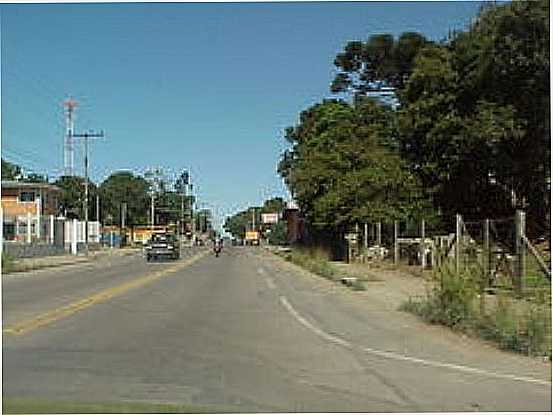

left=3, top=246, right=551, bottom=412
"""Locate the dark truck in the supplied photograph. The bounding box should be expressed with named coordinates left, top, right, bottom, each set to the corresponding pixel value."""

left=145, top=233, right=180, bottom=261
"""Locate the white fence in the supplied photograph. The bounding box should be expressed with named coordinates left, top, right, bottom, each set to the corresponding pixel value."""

left=64, top=220, right=100, bottom=244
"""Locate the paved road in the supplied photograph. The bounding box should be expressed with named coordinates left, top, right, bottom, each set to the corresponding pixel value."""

left=3, top=246, right=551, bottom=412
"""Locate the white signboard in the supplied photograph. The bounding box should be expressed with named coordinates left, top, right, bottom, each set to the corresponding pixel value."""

left=262, top=213, right=279, bottom=224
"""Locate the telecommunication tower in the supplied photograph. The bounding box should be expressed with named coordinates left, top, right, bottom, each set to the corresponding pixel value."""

left=63, top=98, right=78, bottom=176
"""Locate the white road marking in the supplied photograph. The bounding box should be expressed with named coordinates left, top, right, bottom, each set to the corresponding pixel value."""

left=279, top=295, right=550, bottom=387
left=279, top=296, right=351, bottom=348
left=265, top=277, right=276, bottom=290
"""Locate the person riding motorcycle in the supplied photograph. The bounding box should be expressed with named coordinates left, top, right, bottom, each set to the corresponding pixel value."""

left=213, top=237, right=223, bottom=257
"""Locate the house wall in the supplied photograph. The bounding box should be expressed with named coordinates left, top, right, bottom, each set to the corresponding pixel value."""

left=1, top=187, right=59, bottom=218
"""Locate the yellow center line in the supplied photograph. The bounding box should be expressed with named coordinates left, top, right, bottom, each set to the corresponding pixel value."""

left=3, top=250, right=209, bottom=336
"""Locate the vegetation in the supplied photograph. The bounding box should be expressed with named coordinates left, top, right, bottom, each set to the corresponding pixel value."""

left=224, top=197, right=287, bottom=242
left=98, top=171, right=150, bottom=226
left=284, top=247, right=337, bottom=281
left=2, top=251, right=15, bottom=274
left=401, top=262, right=551, bottom=357
left=54, top=175, right=98, bottom=220
left=1, top=158, right=22, bottom=180
left=280, top=0, right=550, bottom=239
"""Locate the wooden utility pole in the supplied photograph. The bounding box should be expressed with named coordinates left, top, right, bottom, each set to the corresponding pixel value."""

left=515, top=210, right=526, bottom=295
left=420, top=219, right=426, bottom=270
left=455, top=214, right=462, bottom=272
left=394, top=220, right=399, bottom=265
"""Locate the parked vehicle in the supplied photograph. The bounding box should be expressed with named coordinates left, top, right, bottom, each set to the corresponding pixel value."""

left=145, top=233, right=180, bottom=261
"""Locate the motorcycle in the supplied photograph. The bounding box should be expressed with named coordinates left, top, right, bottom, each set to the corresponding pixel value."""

left=214, top=244, right=222, bottom=257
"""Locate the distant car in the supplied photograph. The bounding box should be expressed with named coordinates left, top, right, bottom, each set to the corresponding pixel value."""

left=145, top=233, right=180, bottom=261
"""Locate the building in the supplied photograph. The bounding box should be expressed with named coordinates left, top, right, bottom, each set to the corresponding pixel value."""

left=1, top=181, right=62, bottom=242
left=283, top=200, right=306, bottom=244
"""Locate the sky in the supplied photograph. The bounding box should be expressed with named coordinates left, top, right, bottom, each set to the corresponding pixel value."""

left=1, top=1, right=485, bottom=229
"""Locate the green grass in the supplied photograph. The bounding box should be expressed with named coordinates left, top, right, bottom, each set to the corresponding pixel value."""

left=400, top=261, right=551, bottom=357
left=283, top=247, right=337, bottom=281
left=280, top=247, right=367, bottom=291
left=3, top=398, right=227, bottom=414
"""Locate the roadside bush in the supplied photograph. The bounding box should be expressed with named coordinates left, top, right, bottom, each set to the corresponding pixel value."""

left=287, top=248, right=337, bottom=281
left=401, top=261, right=552, bottom=357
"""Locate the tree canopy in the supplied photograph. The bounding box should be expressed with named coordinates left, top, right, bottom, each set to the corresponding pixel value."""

left=54, top=176, right=98, bottom=220
left=279, top=0, right=549, bottom=240
left=98, top=171, right=150, bottom=226
left=279, top=98, right=428, bottom=230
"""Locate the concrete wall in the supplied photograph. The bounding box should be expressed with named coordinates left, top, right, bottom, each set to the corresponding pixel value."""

left=3, top=242, right=66, bottom=259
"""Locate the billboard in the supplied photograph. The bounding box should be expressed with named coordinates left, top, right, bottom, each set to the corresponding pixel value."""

left=245, top=231, right=259, bottom=241
left=262, top=213, right=279, bottom=224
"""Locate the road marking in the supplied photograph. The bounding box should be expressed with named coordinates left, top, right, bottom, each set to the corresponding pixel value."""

left=280, top=296, right=351, bottom=348
left=265, top=277, right=276, bottom=290
left=279, top=295, right=551, bottom=387
left=360, top=346, right=552, bottom=386
left=3, top=250, right=209, bottom=336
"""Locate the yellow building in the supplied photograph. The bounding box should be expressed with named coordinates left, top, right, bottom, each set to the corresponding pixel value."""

left=1, top=181, right=62, bottom=241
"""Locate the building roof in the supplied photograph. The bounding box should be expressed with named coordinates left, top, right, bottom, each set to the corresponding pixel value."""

left=1, top=180, right=62, bottom=192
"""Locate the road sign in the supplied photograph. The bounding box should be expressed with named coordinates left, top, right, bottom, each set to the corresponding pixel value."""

left=262, top=213, right=279, bottom=224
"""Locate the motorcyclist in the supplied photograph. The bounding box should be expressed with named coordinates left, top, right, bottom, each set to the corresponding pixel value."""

left=213, top=236, right=222, bottom=256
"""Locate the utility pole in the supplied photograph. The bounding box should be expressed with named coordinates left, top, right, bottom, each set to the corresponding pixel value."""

left=175, top=169, right=189, bottom=239
left=145, top=167, right=164, bottom=235
left=121, top=202, right=127, bottom=247
left=96, top=194, right=100, bottom=222
left=71, top=130, right=105, bottom=254
left=63, top=98, right=78, bottom=176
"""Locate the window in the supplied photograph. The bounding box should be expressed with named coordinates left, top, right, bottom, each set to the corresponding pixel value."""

left=19, top=191, right=36, bottom=202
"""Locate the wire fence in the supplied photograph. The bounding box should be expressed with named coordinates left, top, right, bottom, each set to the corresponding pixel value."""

left=346, top=211, right=551, bottom=294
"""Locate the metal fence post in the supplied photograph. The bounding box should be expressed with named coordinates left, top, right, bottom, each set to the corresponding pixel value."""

left=515, top=210, right=526, bottom=294
left=376, top=222, right=382, bottom=246
left=455, top=214, right=462, bottom=273
left=394, top=220, right=399, bottom=265
left=420, top=219, right=426, bottom=270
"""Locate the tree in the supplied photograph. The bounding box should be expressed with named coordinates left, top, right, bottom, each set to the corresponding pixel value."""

left=396, top=0, right=549, bottom=228
left=99, top=171, right=150, bottom=226
left=451, top=0, right=550, bottom=230
left=279, top=98, right=428, bottom=233
left=54, top=175, right=98, bottom=220
left=1, top=159, right=22, bottom=180
left=224, top=209, right=256, bottom=239
left=331, top=32, right=431, bottom=95
left=266, top=221, right=287, bottom=245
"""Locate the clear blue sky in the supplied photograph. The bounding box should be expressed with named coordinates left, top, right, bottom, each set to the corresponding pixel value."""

left=1, top=1, right=485, bottom=228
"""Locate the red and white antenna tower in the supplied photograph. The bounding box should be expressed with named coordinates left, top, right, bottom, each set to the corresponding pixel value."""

left=63, top=97, right=78, bottom=176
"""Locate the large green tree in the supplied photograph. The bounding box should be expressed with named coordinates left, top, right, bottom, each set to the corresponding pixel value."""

left=279, top=98, right=428, bottom=232
left=329, top=1, right=549, bottom=234
left=99, top=171, right=150, bottom=226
